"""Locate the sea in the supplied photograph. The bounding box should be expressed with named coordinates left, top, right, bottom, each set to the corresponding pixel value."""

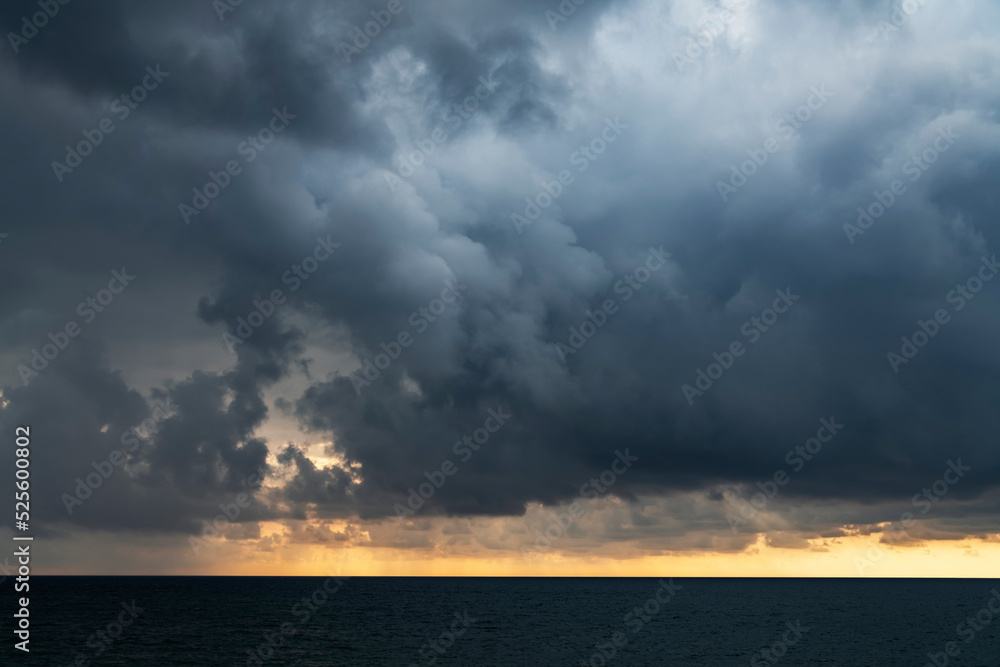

left=7, top=577, right=1000, bottom=666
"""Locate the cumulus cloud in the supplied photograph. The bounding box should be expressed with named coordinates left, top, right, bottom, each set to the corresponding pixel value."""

left=1, top=0, right=999, bottom=566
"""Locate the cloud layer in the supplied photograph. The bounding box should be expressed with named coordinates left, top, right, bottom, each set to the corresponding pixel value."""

left=1, top=0, right=998, bottom=567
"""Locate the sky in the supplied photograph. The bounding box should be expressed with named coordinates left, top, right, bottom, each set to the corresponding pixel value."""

left=1, top=0, right=999, bottom=577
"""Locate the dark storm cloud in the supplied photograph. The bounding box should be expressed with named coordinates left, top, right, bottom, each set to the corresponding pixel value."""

left=1, top=0, right=999, bottom=548
left=0, top=335, right=300, bottom=533
left=0, top=0, right=149, bottom=94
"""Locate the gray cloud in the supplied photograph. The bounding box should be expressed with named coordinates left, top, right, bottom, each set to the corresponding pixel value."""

left=1, top=0, right=998, bottom=555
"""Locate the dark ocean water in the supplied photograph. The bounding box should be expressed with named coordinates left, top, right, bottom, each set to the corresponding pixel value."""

left=5, top=577, right=999, bottom=666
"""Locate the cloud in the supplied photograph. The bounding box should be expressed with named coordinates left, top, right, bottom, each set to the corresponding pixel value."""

left=1, top=0, right=999, bottom=566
